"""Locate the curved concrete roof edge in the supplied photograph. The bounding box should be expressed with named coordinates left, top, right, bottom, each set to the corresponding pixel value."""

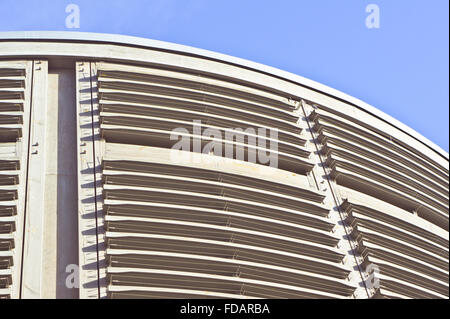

left=0, top=30, right=448, bottom=160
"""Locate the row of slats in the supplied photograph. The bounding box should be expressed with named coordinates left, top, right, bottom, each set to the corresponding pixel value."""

left=94, top=62, right=360, bottom=298
left=0, top=62, right=27, bottom=298
left=309, top=108, right=449, bottom=230
left=342, top=199, right=449, bottom=299
left=96, top=62, right=315, bottom=174
left=102, top=156, right=355, bottom=298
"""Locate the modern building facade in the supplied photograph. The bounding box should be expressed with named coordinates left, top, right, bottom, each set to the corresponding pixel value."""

left=0, top=32, right=448, bottom=299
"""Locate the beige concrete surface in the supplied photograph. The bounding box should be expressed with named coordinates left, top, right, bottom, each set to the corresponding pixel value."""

left=42, top=69, right=78, bottom=298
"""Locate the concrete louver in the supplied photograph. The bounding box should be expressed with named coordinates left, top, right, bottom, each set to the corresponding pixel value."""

left=0, top=61, right=29, bottom=299
left=96, top=62, right=314, bottom=174
left=73, top=57, right=449, bottom=299
left=341, top=198, right=449, bottom=299
left=100, top=140, right=352, bottom=297
left=87, top=61, right=359, bottom=298
left=309, top=108, right=449, bottom=231
left=307, top=103, right=449, bottom=298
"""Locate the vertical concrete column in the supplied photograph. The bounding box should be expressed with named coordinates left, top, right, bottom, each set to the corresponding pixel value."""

left=300, top=100, right=371, bottom=299
left=21, top=60, right=48, bottom=298
left=75, top=62, right=107, bottom=299
left=41, top=68, right=79, bottom=298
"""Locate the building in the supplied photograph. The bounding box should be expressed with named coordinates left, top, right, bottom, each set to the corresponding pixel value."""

left=0, top=32, right=448, bottom=299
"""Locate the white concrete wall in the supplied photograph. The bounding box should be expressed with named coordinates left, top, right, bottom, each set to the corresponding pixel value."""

left=42, top=68, right=78, bottom=298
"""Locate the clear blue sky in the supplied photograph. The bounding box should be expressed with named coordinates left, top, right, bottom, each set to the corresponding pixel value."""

left=1, top=0, right=448, bottom=152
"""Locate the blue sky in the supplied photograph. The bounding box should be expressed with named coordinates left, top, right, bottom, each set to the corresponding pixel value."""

left=1, top=0, right=448, bottom=152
